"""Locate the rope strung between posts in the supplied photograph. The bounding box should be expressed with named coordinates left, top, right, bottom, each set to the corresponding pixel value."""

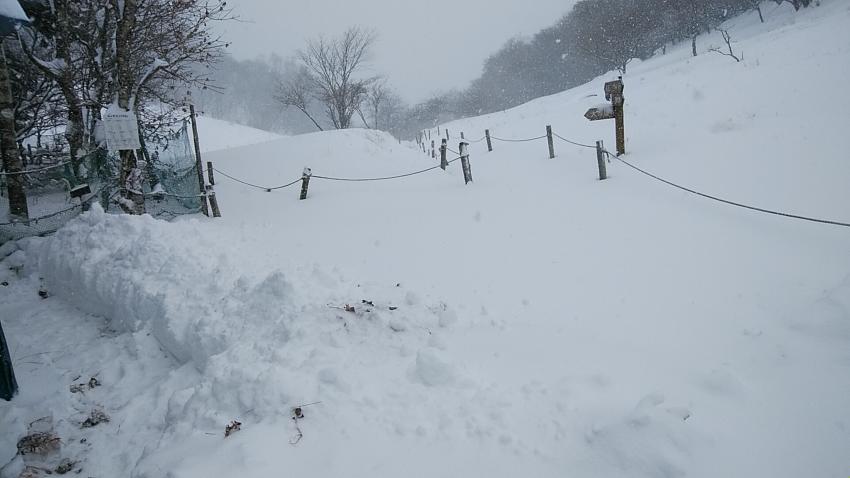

left=0, top=161, right=73, bottom=176
left=552, top=132, right=596, bottom=149
left=610, top=152, right=850, bottom=228
left=213, top=168, right=302, bottom=191
left=490, top=134, right=548, bottom=143
left=313, top=157, right=461, bottom=182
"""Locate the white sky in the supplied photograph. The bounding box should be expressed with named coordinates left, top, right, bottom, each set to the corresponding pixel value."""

left=221, top=0, right=576, bottom=103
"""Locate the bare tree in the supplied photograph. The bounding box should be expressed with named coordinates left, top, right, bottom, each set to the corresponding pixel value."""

left=365, top=79, right=388, bottom=130
left=275, top=67, right=324, bottom=131
left=297, top=26, right=377, bottom=130
left=709, top=29, right=743, bottom=62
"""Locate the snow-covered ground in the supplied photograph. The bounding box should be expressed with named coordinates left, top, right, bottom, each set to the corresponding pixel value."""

left=3, top=2, right=850, bottom=477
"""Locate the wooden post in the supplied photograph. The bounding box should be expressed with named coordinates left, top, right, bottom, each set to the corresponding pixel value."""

left=206, top=185, right=222, bottom=217
left=189, top=104, right=210, bottom=217
left=205, top=161, right=221, bottom=217
left=431, top=140, right=435, bottom=159
left=445, top=129, right=450, bottom=141
left=299, top=167, right=312, bottom=200
left=610, top=76, right=625, bottom=156
left=596, top=140, right=607, bottom=180
left=461, top=132, right=465, bottom=140
left=459, top=141, right=473, bottom=185
left=614, top=104, right=625, bottom=156
left=546, top=125, right=555, bottom=159
left=440, top=139, right=447, bottom=170
left=485, top=129, right=492, bottom=152
left=206, top=161, right=215, bottom=185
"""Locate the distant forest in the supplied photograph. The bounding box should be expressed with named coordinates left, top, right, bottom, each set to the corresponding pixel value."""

left=193, top=0, right=815, bottom=138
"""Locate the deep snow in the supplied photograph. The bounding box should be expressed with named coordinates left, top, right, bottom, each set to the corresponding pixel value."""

left=2, top=2, right=850, bottom=477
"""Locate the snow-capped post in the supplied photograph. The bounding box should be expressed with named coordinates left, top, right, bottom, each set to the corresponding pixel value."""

left=440, top=139, right=448, bottom=170
left=596, top=140, right=608, bottom=180
left=189, top=104, right=210, bottom=216
left=431, top=140, right=435, bottom=159
left=206, top=161, right=221, bottom=218
left=300, top=167, right=312, bottom=200
left=459, top=141, right=473, bottom=185
left=546, top=125, right=555, bottom=159
left=486, top=129, right=493, bottom=152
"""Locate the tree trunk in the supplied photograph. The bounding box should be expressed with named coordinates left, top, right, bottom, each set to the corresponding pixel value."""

left=692, top=35, right=698, bottom=57
left=0, top=45, right=28, bottom=221
left=756, top=5, right=765, bottom=22
left=114, top=0, right=145, bottom=215
left=56, top=3, right=84, bottom=178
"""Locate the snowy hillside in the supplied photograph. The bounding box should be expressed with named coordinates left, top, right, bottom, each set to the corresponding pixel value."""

left=2, top=2, right=849, bottom=478
left=195, top=116, right=283, bottom=153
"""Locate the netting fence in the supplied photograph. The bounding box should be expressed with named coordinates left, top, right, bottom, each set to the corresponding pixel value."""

left=1, top=121, right=203, bottom=243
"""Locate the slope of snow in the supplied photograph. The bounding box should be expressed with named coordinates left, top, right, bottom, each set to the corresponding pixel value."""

left=3, top=2, right=850, bottom=478
left=194, top=116, right=283, bottom=153
left=0, top=0, right=26, bottom=21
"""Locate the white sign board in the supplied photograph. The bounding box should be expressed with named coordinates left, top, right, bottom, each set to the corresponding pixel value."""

left=103, top=105, right=141, bottom=151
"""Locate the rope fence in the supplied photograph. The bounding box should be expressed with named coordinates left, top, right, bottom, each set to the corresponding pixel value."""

left=608, top=151, right=850, bottom=228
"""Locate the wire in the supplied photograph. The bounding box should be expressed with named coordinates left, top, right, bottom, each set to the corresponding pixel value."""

left=552, top=132, right=596, bottom=149
left=611, top=152, right=850, bottom=228
left=313, top=162, right=450, bottom=182
left=490, top=135, right=548, bottom=143
left=0, top=161, right=72, bottom=176
left=213, top=168, right=301, bottom=191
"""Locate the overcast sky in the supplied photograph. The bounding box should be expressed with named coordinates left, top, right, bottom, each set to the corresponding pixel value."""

left=221, top=0, right=576, bottom=103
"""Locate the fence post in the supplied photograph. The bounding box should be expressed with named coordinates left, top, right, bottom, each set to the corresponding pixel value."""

left=546, top=125, right=555, bottom=159
left=206, top=161, right=215, bottom=186
left=485, top=129, right=492, bottom=152
left=431, top=140, right=435, bottom=159
left=206, top=161, right=222, bottom=217
left=596, top=140, right=608, bottom=180
left=440, top=139, right=447, bottom=170
left=461, top=132, right=465, bottom=140
left=446, top=129, right=450, bottom=141
left=300, top=167, right=312, bottom=200
left=459, top=141, right=473, bottom=185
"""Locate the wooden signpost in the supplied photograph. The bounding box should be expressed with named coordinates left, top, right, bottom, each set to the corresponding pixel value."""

left=585, top=76, right=625, bottom=156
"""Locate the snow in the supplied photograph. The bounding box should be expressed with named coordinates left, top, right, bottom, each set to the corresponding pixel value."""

left=0, top=0, right=26, bottom=21
left=193, top=116, right=283, bottom=153
left=3, top=2, right=850, bottom=477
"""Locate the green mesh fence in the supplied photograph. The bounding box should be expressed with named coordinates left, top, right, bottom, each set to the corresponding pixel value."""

left=1, top=121, right=204, bottom=244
